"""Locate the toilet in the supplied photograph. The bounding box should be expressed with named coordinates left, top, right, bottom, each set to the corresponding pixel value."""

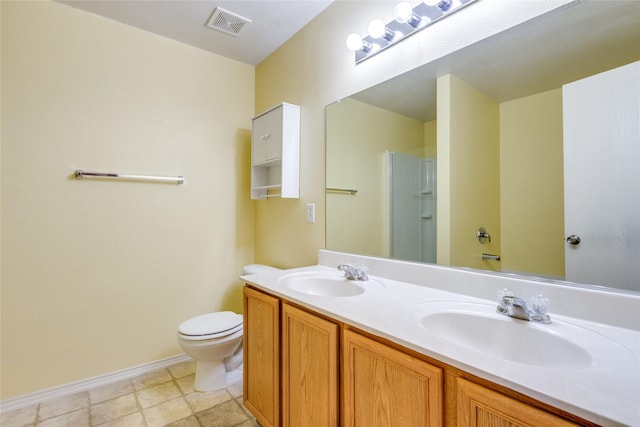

left=177, top=264, right=280, bottom=391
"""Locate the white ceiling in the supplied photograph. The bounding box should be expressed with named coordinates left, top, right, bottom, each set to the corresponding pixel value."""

left=59, top=0, right=639, bottom=119
left=59, top=0, right=334, bottom=66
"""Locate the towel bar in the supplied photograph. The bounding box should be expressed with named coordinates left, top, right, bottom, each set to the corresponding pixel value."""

left=75, top=170, right=184, bottom=184
left=326, top=187, right=357, bottom=195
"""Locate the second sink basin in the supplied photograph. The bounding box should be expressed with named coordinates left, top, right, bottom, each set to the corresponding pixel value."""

left=412, top=301, right=628, bottom=369
left=278, top=271, right=384, bottom=297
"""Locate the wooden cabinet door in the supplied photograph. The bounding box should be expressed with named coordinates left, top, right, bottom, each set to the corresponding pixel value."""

left=243, top=286, right=280, bottom=427
left=282, top=303, right=339, bottom=427
left=342, top=329, right=443, bottom=427
left=456, top=377, right=579, bottom=427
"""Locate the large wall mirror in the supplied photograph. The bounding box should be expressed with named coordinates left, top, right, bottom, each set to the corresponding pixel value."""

left=326, top=1, right=640, bottom=294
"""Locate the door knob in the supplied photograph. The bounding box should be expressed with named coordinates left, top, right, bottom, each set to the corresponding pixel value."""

left=566, top=235, right=581, bottom=245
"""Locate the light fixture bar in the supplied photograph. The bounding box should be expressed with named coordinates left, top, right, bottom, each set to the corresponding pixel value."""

left=349, top=0, right=478, bottom=64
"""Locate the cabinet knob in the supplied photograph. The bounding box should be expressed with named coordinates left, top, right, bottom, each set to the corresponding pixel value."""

left=261, top=133, right=271, bottom=140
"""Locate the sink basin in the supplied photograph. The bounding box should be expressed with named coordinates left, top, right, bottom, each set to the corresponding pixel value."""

left=278, top=271, right=384, bottom=297
left=414, top=302, right=601, bottom=368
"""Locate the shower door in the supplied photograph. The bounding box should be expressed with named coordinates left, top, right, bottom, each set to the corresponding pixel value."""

left=387, top=152, right=437, bottom=263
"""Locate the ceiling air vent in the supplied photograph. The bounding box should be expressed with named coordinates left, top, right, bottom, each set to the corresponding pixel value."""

left=206, top=7, right=252, bottom=37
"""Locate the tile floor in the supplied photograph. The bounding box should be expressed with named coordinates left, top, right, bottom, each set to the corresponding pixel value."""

left=1, top=360, right=259, bottom=427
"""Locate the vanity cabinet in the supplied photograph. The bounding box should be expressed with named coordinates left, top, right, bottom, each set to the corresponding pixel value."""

left=243, top=285, right=590, bottom=427
left=455, top=377, right=579, bottom=426
left=251, top=102, right=300, bottom=200
left=342, top=329, right=443, bottom=426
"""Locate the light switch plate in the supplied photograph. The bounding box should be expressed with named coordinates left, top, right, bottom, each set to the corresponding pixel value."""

left=306, top=203, right=315, bottom=223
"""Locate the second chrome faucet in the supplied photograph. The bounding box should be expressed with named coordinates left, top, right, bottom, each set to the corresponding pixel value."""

left=338, top=264, right=369, bottom=281
left=497, top=289, right=551, bottom=324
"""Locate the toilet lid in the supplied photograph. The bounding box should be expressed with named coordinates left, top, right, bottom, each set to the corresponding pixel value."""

left=178, top=311, right=242, bottom=337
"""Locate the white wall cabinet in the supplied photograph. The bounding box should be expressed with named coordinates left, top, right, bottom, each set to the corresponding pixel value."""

left=251, top=102, right=300, bottom=200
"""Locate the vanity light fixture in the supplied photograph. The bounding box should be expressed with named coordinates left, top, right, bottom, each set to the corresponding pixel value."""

left=346, top=33, right=373, bottom=53
left=368, top=19, right=396, bottom=41
left=347, top=0, right=478, bottom=64
left=424, top=0, right=453, bottom=12
left=394, top=2, right=421, bottom=27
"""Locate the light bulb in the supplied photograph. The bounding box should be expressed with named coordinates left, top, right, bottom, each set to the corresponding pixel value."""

left=346, top=33, right=364, bottom=51
left=395, top=1, right=422, bottom=28
left=394, top=2, right=413, bottom=23
left=368, top=19, right=387, bottom=39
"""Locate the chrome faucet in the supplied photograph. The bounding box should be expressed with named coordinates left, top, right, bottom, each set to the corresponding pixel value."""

left=497, top=289, right=551, bottom=324
left=337, top=264, right=368, bottom=281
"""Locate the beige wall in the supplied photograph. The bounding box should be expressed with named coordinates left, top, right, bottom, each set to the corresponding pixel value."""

left=1, top=1, right=254, bottom=398
left=326, top=98, right=424, bottom=257
left=253, top=0, right=569, bottom=268
left=424, top=121, right=437, bottom=159
left=438, top=75, right=500, bottom=270
left=500, top=89, right=564, bottom=278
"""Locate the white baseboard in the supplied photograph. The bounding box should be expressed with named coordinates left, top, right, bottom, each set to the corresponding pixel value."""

left=0, top=353, right=191, bottom=414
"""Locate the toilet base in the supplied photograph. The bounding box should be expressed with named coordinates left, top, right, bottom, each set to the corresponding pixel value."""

left=193, top=360, right=242, bottom=392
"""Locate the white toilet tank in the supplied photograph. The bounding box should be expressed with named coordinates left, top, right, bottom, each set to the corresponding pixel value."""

left=243, top=264, right=281, bottom=275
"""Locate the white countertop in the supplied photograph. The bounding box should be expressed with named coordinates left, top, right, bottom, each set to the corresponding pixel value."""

left=241, top=252, right=640, bottom=427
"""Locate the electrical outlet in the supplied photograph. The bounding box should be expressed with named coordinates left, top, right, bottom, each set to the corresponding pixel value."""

left=306, top=203, right=315, bottom=223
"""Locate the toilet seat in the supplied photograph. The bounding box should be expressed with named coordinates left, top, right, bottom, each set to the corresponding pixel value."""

left=178, top=311, right=243, bottom=341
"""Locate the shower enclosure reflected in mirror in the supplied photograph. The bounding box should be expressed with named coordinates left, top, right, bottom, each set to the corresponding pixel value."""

left=326, top=1, right=640, bottom=293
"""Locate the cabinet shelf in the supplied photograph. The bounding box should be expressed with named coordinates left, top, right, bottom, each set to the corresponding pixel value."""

left=252, top=184, right=282, bottom=200
left=253, top=184, right=281, bottom=190
left=254, top=158, right=282, bottom=168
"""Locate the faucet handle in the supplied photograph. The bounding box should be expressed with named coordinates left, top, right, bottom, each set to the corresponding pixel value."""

left=496, top=288, right=514, bottom=314
left=530, top=294, right=551, bottom=315
left=354, top=264, right=369, bottom=281
left=530, top=294, right=551, bottom=323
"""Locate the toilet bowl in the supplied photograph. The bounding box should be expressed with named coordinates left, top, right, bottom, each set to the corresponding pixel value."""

left=177, top=264, right=281, bottom=392
left=177, top=311, right=243, bottom=391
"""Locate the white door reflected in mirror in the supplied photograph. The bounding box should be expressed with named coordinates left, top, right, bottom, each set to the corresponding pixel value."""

left=563, top=61, right=640, bottom=292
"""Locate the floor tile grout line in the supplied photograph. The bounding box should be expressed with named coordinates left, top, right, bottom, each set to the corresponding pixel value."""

left=132, top=378, right=150, bottom=427
left=231, top=397, right=255, bottom=424
left=2, top=360, right=257, bottom=427
left=87, top=378, right=145, bottom=427
left=35, top=390, right=90, bottom=424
